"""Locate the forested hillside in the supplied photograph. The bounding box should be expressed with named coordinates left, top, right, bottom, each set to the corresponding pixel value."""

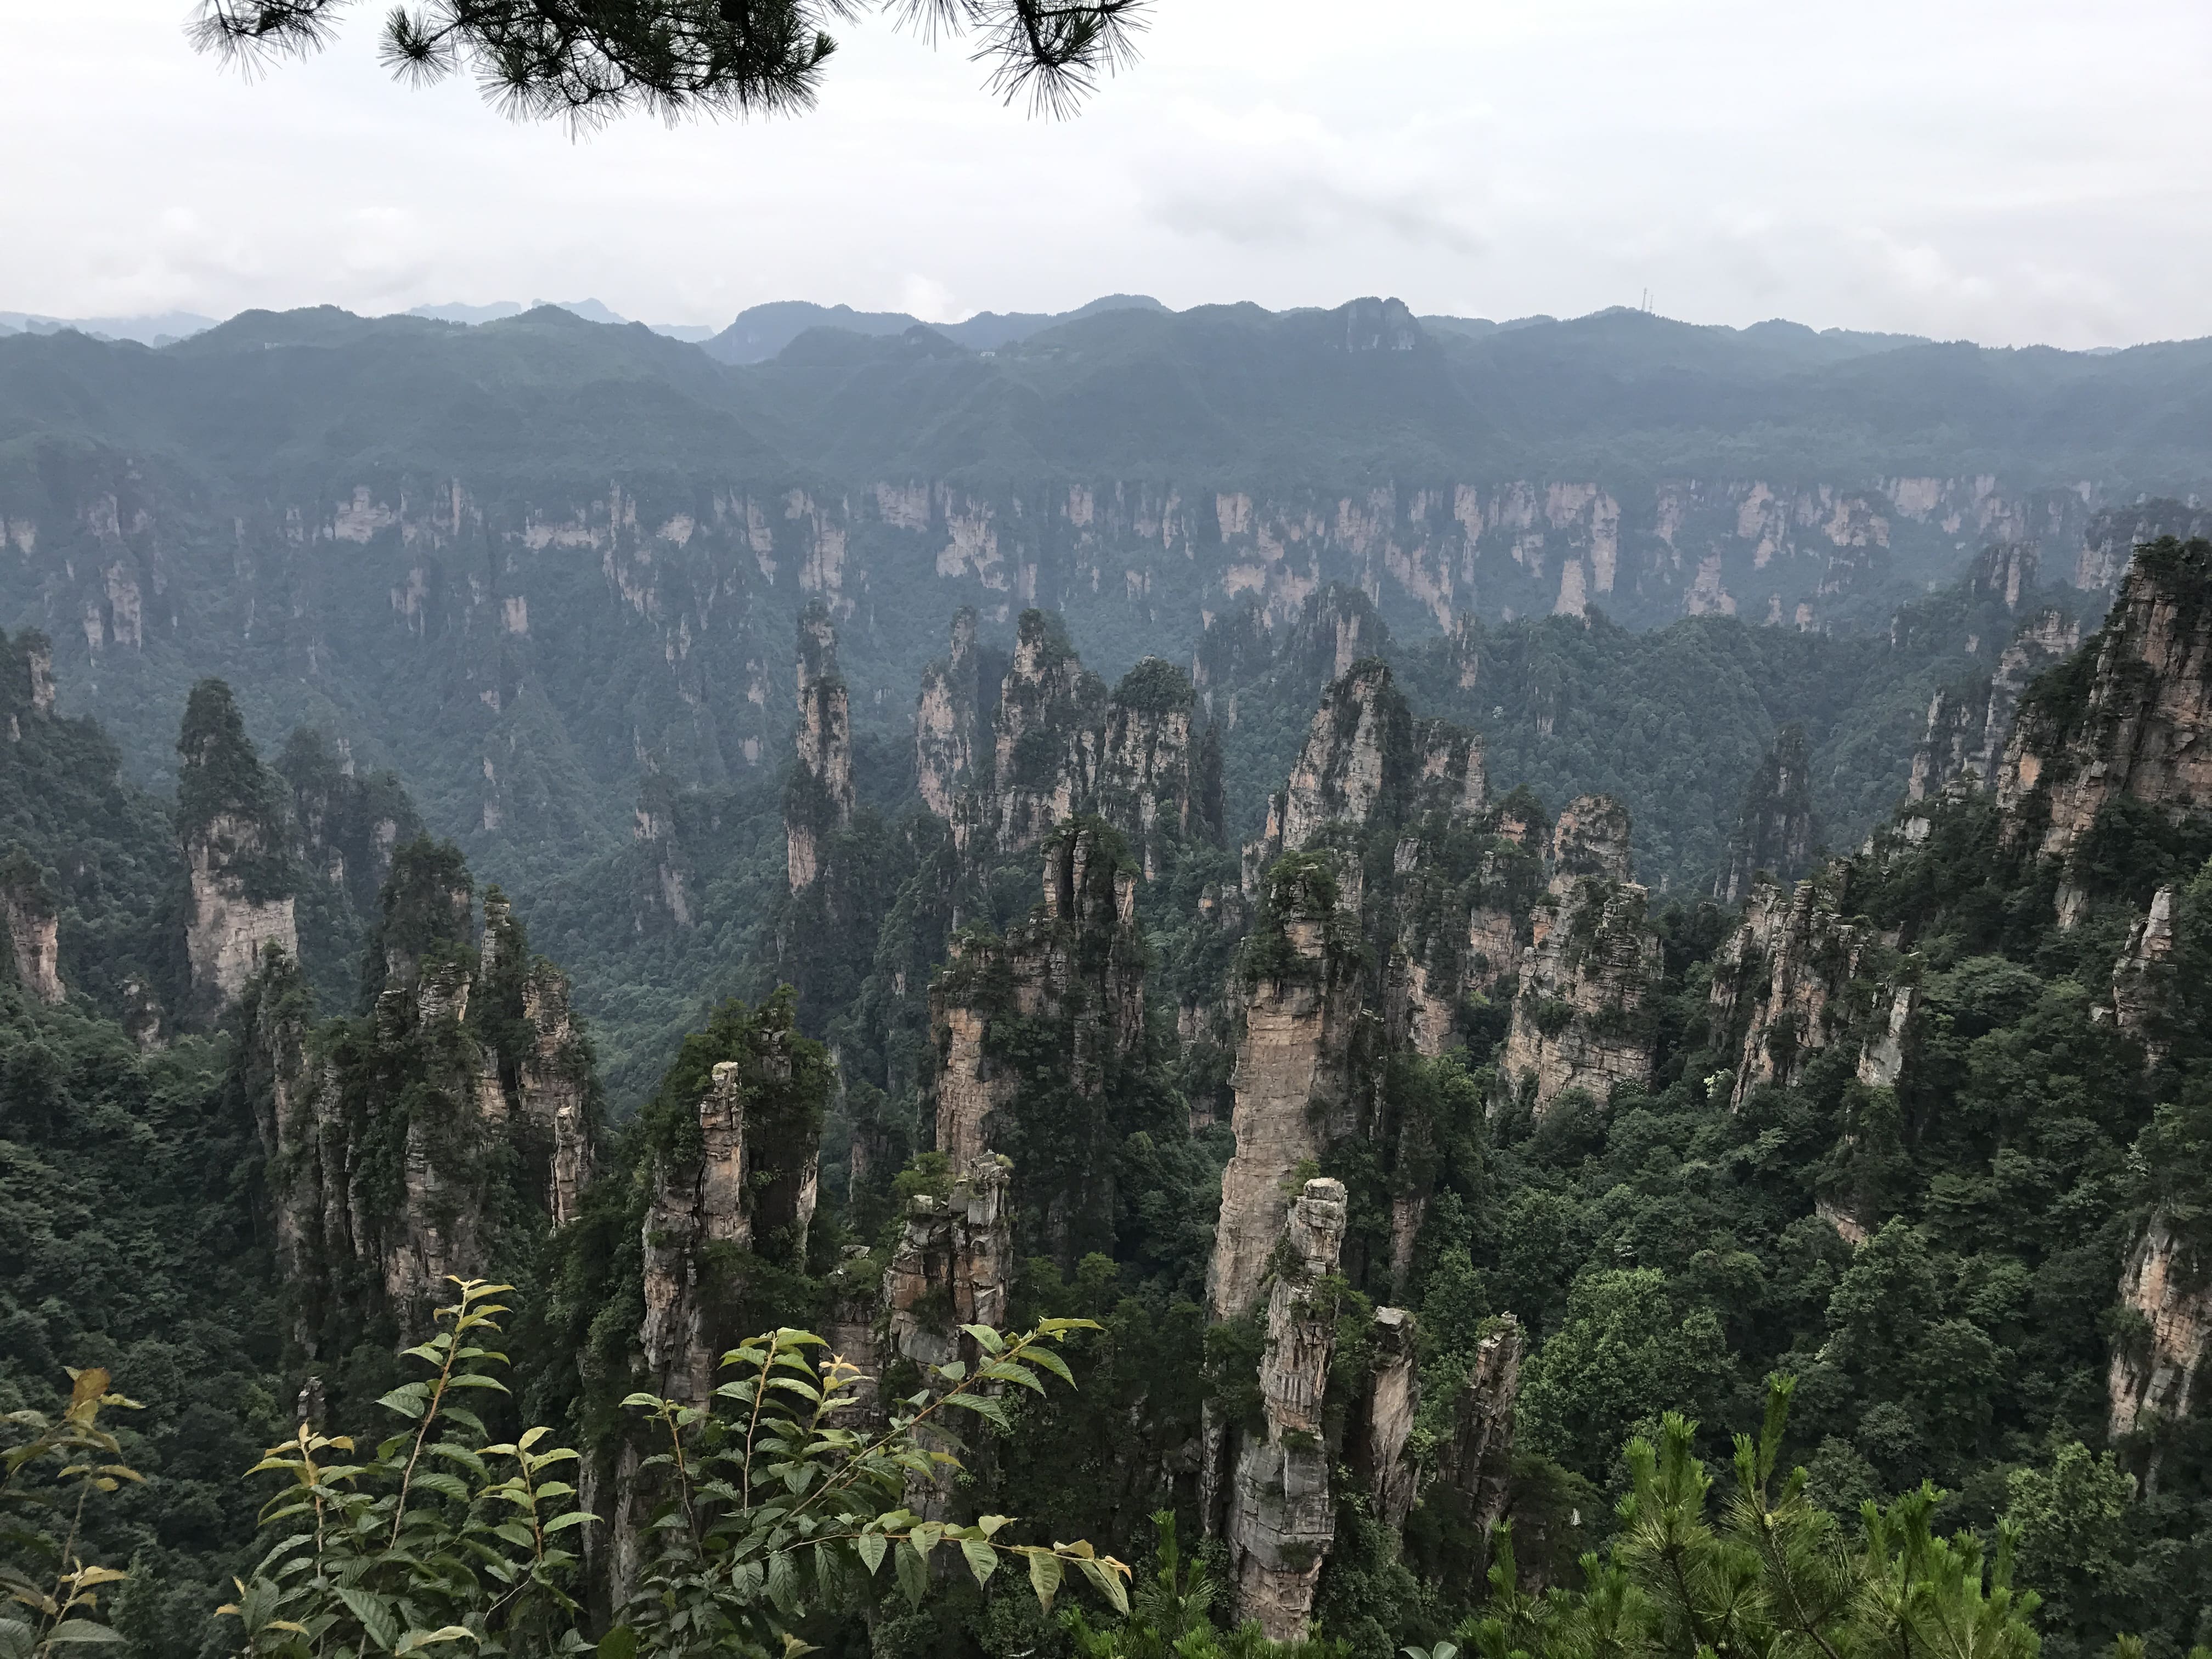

left=5, top=521, right=2212, bottom=1659
left=1, top=295, right=2208, bottom=938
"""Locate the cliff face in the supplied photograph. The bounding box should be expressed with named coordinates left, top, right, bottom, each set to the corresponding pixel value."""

left=1497, top=798, right=1661, bottom=1118
left=916, top=607, right=982, bottom=819
left=1224, top=1177, right=1348, bottom=1641
left=1429, top=1316, right=1523, bottom=1589
left=1275, top=661, right=1408, bottom=854
left=1706, top=865, right=1906, bottom=1113
left=1996, top=539, right=2212, bottom=924
left=1716, top=725, right=1818, bottom=902
left=0, top=849, right=64, bottom=1004
left=640, top=1059, right=753, bottom=1405
left=2109, top=1221, right=2212, bottom=1442
left=883, top=1155, right=1013, bottom=1371
left=257, top=846, right=601, bottom=1351
left=1909, top=610, right=2083, bottom=804
left=2112, top=885, right=2178, bottom=1066
left=177, top=682, right=298, bottom=1018
left=929, top=821, right=1146, bottom=1260
left=787, top=605, right=855, bottom=893
left=915, top=610, right=1209, bottom=875
left=1209, top=853, right=1364, bottom=1321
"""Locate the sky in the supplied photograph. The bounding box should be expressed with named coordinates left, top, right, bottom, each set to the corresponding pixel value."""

left=8, top=1, right=2212, bottom=349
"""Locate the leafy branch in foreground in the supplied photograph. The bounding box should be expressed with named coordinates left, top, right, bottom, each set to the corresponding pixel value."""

left=220, top=1281, right=1125, bottom=1658
left=185, top=0, right=1146, bottom=124
left=1, top=1367, right=144, bottom=1659
left=611, top=1317, right=1131, bottom=1654
left=222, top=1278, right=596, bottom=1659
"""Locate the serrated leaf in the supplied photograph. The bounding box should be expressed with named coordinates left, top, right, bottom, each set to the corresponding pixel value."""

left=895, top=1544, right=928, bottom=1607
left=337, top=1587, right=399, bottom=1653
left=44, top=1620, right=126, bottom=1644
left=959, top=1324, right=1007, bottom=1355
left=376, top=1387, right=429, bottom=1421
left=766, top=1550, right=799, bottom=1613
left=1077, top=1556, right=1130, bottom=1616
left=856, top=1532, right=887, bottom=1576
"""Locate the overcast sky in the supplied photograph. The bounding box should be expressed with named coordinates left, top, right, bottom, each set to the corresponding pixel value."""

left=9, top=1, right=2211, bottom=348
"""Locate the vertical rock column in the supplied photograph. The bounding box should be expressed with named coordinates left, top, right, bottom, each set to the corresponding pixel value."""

left=176, top=680, right=299, bottom=1018
left=0, top=848, right=64, bottom=1004
left=1226, top=1177, right=1348, bottom=1640
left=786, top=605, right=854, bottom=893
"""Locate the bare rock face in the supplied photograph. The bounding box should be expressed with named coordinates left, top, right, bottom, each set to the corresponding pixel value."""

left=177, top=681, right=300, bottom=1018
left=1428, top=1316, right=1523, bottom=1589
left=916, top=608, right=982, bottom=819
left=883, top=1155, right=1013, bottom=1370
left=516, top=954, right=595, bottom=1227
left=1908, top=609, right=2081, bottom=804
left=633, top=774, right=693, bottom=928
left=1277, top=661, right=1406, bottom=853
left=2112, top=885, right=2179, bottom=1066
left=1547, top=794, right=1633, bottom=895
left=1707, top=866, right=1899, bottom=1110
left=1413, top=719, right=1486, bottom=821
left=1716, top=727, right=1818, bottom=903
left=1499, top=815, right=1661, bottom=1119
left=1351, top=1306, right=1420, bottom=1528
left=259, top=854, right=603, bottom=1351
left=640, top=1060, right=752, bottom=1405
left=2109, top=1220, right=2212, bottom=1441
left=929, top=822, right=1146, bottom=1256
left=787, top=605, right=855, bottom=893
left=0, top=850, right=64, bottom=1004
left=1996, top=538, right=2212, bottom=926
left=1224, top=1178, right=1348, bottom=1641
left=2075, top=500, right=2212, bottom=592
left=1209, top=854, right=1363, bottom=1321
left=1096, top=659, right=1198, bottom=878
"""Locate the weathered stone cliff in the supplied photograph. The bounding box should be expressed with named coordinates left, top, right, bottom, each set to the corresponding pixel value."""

left=177, top=681, right=299, bottom=1018
left=2109, top=1221, right=2212, bottom=1444
left=929, top=821, right=1147, bottom=1260
left=0, top=847, right=64, bottom=1004
left=1209, top=853, right=1365, bottom=1322
left=883, top=1155, right=1014, bottom=1372
left=1716, top=725, right=1818, bottom=902
left=1996, top=539, right=2212, bottom=925
left=256, top=845, right=602, bottom=1352
left=787, top=604, right=855, bottom=893
left=916, top=607, right=983, bottom=819
left=1908, top=609, right=2082, bottom=805
left=1224, top=1177, right=1348, bottom=1640
left=1497, top=798, right=1661, bottom=1118
left=2112, top=885, right=2178, bottom=1067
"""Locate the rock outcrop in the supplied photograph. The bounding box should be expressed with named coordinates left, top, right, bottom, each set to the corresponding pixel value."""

left=1706, top=865, right=1905, bottom=1110
left=257, top=844, right=601, bottom=1351
left=787, top=605, right=855, bottom=893
left=916, top=607, right=983, bottom=819
left=1223, top=1177, right=1348, bottom=1640
left=1209, top=853, right=1364, bottom=1321
left=1716, top=726, right=1818, bottom=902
left=1497, top=799, right=1661, bottom=1118
left=2109, top=1220, right=2212, bottom=1442
left=640, top=1059, right=753, bottom=1405
left=2112, top=885, right=2178, bottom=1066
left=0, top=848, right=64, bottom=1004
left=916, top=609, right=1210, bottom=872
left=177, top=681, right=299, bottom=1018
left=1996, top=538, right=2212, bottom=926
left=929, top=821, right=1147, bottom=1259
left=1908, top=609, right=2082, bottom=804
left=1425, top=1317, right=1525, bottom=1591
left=883, top=1155, right=1013, bottom=1371
left=1351, top=1307, right=1420, bottom=1528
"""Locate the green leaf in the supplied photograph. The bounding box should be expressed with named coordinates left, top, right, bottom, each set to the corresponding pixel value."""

left=1026, top=1550, right=1063, bottom=1611
left=895, top=1544, right=928, bottom=1607
left=1077, top=1557, right=1129, bottom=1617
left=596, top=1627, right=637, bottom=1659
left=44, top=1621, right=126, bottom=1645
left=767, top=1550, right=799, bottom=1613
left=376, top=1386, right=430, bottom=1421
left=393, top=1628, right=477, bottom=1655
left=961, top=1539, right=998, bottom=1588
left=1027, top=1347, right=1075, bottom=1387
left=856, top=1532, right=887, bottom=1576
left=936, top=1360, right=967, bottom=1385
left=337, top=1588, right=400, bottom=1654
left=960, top=1324, right=1007, bottom=1355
